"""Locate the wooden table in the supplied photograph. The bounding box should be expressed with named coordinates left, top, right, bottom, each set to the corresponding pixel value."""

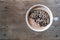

left=0, top=0, right=60, bottom=40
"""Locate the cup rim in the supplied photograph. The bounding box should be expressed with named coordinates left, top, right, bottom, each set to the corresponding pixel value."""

left=26, top=4, right=53, bottom=32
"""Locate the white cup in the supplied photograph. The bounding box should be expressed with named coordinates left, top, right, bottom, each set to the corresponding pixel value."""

left=26, top=4, right=53, bottom=32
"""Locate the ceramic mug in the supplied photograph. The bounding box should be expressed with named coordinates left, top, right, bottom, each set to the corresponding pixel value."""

left=26, top=4, right=53, bottom=32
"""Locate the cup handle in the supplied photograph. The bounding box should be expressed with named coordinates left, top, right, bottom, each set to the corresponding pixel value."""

left=53, top=17, right=59, bottom=21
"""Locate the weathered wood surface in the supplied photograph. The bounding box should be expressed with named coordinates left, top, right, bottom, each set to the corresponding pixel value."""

left=0, top=0, right=60, bottom=40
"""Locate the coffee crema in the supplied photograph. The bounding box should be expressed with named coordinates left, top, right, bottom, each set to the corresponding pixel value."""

left=28, top=7, right=50, bottom=28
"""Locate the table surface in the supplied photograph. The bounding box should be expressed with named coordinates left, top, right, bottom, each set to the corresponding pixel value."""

left=0, top=0, right=60, bottom=40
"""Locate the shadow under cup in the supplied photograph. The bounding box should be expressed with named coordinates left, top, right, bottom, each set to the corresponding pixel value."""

left=26, top=4, right=53, bottom=32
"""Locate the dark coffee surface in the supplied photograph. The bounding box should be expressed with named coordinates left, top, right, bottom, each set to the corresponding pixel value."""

left=29, top=9, right=50, bottom=27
